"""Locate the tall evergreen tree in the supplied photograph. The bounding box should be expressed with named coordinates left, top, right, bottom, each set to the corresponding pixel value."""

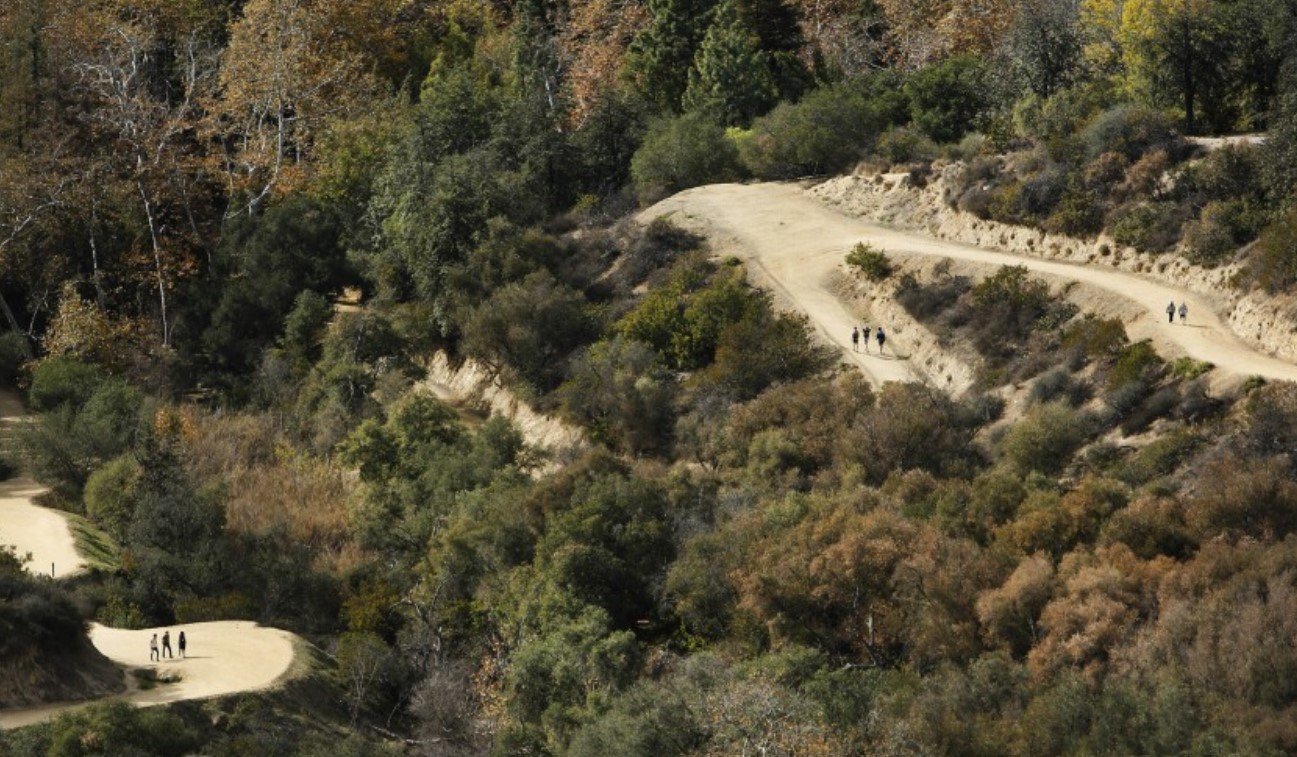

left=626, top=0, right=718, bottom=113
left=682, top=0, right=779, bottom=126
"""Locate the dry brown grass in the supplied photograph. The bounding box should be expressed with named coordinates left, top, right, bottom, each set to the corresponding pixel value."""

left=182, top=409, right=363, bottom=573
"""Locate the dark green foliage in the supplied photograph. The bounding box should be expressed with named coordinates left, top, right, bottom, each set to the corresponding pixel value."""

left=27, top=357, right=108, bottom=412
left=84, top=454, right=141, bottom=542
left=701, top=306, right=837, bottom=400
left=1252, top=205, right=1297, bottom=292
left=1109, top=201, right=1188, bottom=252
left=179, top=195, right=351, bottom=386
left=846, top=242, right=892, bottom=281
left=18, top=375, right=146, bottom=500
left=560, top=337, right=678, bottom=455
left=682, top=0, right=778, bottom=126
left=567, top=680, right=705, bottom=756
left=0, top=545, right=85, bottom=658
left=281, top=291, right=334, bottom=366
left=461, top=270, right=595, bottom=392
left=627, top=0, right=718, bottom=112
left=631, top=112, right=743, bottom=202
left=1081, top=105, right=1178, bottom=161
left=739, top=74, right=905, bottom=179
left=905, top=55, right=992, bottom=144
left=0, top=330, right=25, bottom=385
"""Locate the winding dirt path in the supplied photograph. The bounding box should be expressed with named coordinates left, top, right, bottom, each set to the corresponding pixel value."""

left=0, top=391, right=86, bottom=577
left=644, top=182, right=1297, bottom=387
left=0, top=621, right=300, bottom=730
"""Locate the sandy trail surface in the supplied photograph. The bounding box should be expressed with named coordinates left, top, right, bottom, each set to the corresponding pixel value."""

left=644, top=182, right=1297, bottom=387
left=0, top=390, right=86, bottom=577
left=0, top=621, right=299, bottom=729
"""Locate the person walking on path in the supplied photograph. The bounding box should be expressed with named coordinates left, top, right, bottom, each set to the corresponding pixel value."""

left=876, top=326, right=887, bottom=354
left=1179, top=302, right=1188, bottom=324
left=851, top=327, right=859, bottom=352
left=149, top=633, right=159, bottom=662
left=178, top=631, right=187, bottom=659
left=862, top=326, right=871, bottom=353
left=1166, top=301, right=1176, bottom=323
left=161, top=630, right=173, bottom=659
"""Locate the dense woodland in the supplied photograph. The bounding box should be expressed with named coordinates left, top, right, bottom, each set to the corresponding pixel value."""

left=5, top=0, right=1297, bottom=754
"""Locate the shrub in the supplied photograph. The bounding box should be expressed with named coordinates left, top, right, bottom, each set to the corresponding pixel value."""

left=84, top=455, right=141, bottom=542
left=461, top=270, right=596, bottom=392
left=999, top=401, right=1090, bottom=474
left=631, top=112, right=744, bottom=203
left=1044, top=181, right=1104, bottom=236
left=738, top=75, right=900, bottom=179
left=1106, top=340, right=1164, bottom=393
left=1250, top=206, right=1297, bottom=292
left=701, top=308, right=837, bottom=400
left=560, top=338, right=678, bottom=455
left=27, top=357, right=108, bottom=412
left=873, top=126, right=938, bottom=165
left=905, top=55, right=992, bottom=144
left=1081, top=105, right=1178, bottom=161
left=0, top=332, right=26, bottom=386
left=1108, top=202, right=1187, bottom=252
left=846, top=243, right=893, bottom=281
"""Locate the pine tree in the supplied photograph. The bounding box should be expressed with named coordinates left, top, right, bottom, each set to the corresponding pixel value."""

left=682, top=0, right=779, bottom=126
left=626, top=0, right=718, bottom=113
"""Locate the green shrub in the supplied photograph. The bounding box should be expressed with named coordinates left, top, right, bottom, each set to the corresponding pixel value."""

left=27, top=356, right=108, bottom=412
left=873, top=126, right=938, bottom=165
left=1043, top=181, right=1104, bottom=236
left=560, top=338, right=678, bottom=455
left=1253, top=205, right=1297, bottom=292
left=0, top=331, right=26, bottom=386
left=999, top=401, right=1090, bottom=474
left=1081, top=105, right=1177, bottom=161
left=905, top=55, right=992, bottom=144
left=84, top=455, right=141, bottom=542
left=1107, top=340, right=1164, bottom=392
left=1108, top=201, right=1188, bottom=252
left=846, top=243, right=893, bottom=281
left=739, top=75, right=904, bottom=179
left=631, top=112, right=744, bottom=203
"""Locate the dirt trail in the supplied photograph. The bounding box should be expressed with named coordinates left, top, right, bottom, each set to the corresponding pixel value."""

left=0, top=621, right=299, bottom=730
left=0, top=390, right=86, bottom=577
left=645, top=183, right=1297, bottom=387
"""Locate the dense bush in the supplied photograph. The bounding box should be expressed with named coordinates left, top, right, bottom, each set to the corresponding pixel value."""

left=561, top=338, right=678, bottom=455
left=1081, top=105, right=1178, bottom=161
left=1108, top=201, right=1188, bottom=252
left=631, top=113, right=744, bottom=202
left=905, top=55, right=992, bottom=144
left=738, top=74, right=906, bottom=179
left=999, top=402, right=1090, bottom=474
left=0, top=331, right=26, bottom=386
left=846, top=242, right=893, bottom=281
left=873, top=126, right=938, bottom=165
left=27, top=357, right=108, bottom=412
left=1251, top=206, right=1297, bottom=292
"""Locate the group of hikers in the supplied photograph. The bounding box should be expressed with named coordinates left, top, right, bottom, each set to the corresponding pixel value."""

left=1166, top=301, right=1190, bottom=324
left=148, top=630, right=187, bottom=661
left=850, top=325, right=886, bottom=353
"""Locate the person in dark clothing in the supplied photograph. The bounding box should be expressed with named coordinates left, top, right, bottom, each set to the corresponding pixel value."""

left=1166, top=301, right=1175, bottom=323
left=178, top=631, right=187, bottom=659
left=851, top=327, right=859, bottom=352
left=162, top=631, right=173, bottom=659
left=876, top=327, right=887, bottom=353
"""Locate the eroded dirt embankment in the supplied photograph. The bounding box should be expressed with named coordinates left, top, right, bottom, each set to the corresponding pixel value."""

left=811, top=167, right=1297, bottom=365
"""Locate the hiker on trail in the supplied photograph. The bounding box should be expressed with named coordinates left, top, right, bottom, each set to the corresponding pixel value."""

left=851, top=327, right=859, bottom=352
left=1166, top=301, right=1175, bottom=323
left=178, top=631, right=187, bottom=659
left=162, top=631, right=173, bottom=659
left=1179, top=302, right=1188, bottom=324
left=876, top=326, right=887, bottom=353
left=149, top=633, right=159, bottom=662
left=862, top=326, right=871, bottom=353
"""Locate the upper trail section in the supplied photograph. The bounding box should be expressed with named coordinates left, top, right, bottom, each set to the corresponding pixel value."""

left=643, top=182, right=1297, bottom=388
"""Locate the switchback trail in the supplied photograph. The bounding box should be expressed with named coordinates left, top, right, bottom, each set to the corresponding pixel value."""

left=0, top=621, right=300, bottom=729
left=644, top=182, right=1297, bottom=387
left=0, top=390, right=86, bottom=577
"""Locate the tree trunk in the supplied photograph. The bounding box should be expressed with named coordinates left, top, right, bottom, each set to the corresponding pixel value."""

left=137, top=178, right=170, bottom=347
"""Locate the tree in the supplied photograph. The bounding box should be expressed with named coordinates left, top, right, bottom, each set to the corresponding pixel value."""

left=630, top=112, right=744, bottom=202
left=904, top=54, right=992, bottom=143
left=626, top=0, right=718, bottom=112
left=560, top=337, right=678, bottom=455
left=1007, top=0, right=1083, bottom=97
left=682, top=0, right=779, bottom=126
